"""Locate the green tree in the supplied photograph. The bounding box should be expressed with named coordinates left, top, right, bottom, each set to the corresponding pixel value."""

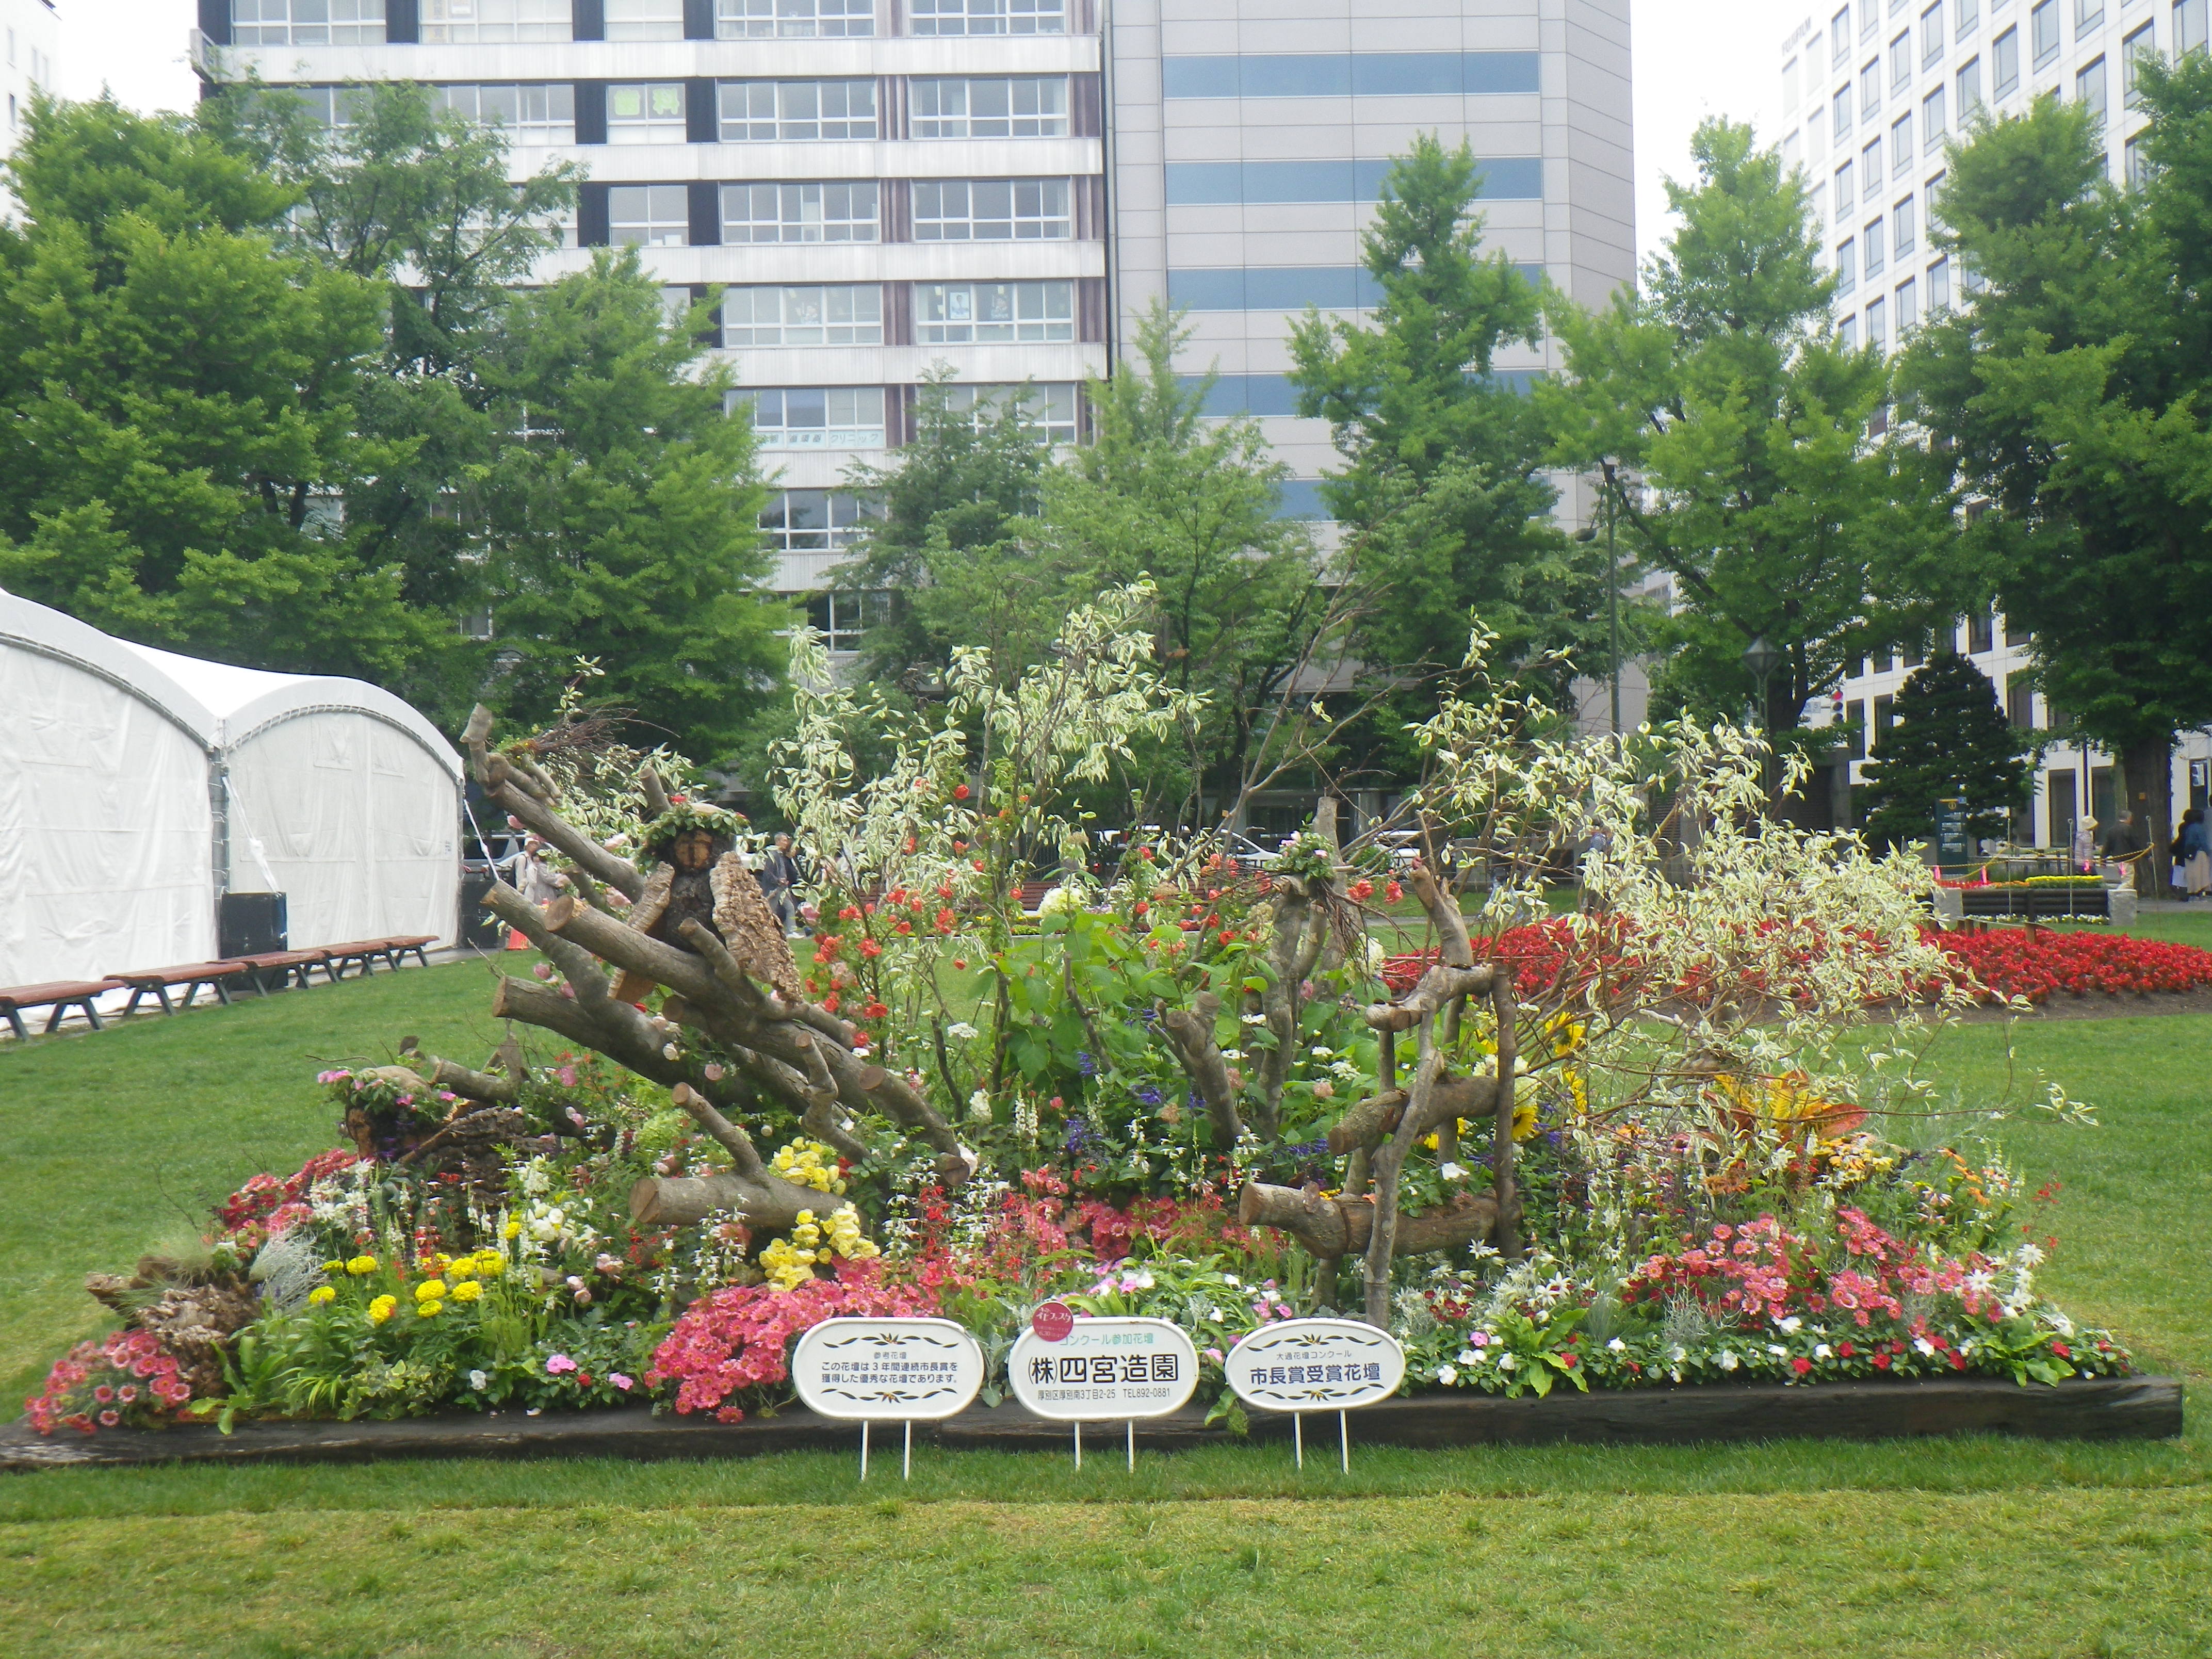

left=473, top=249, right=783, bottom=763
left=1040, top=302, right=1337, bottom=826
left=1289, top=134, right=1611, bottom=713
left=0, top=95, right=437, bottom=681
left=835, top=371, right=1058, bottom=687
left=1898, top=75, right=2212, bottom=884
left=1857, top=652, right=2033, bottom=849
left=1549, top=119, right=1952, bottom=744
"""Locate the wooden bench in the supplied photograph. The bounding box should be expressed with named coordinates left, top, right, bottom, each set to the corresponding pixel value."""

left=0, top=980, right=122, bottom=1039
left=384, top=935, right=437, bottom=969
left=235, top=949, right=335, bottom=993
left=322, top=940, right=399, bottom=980
left=110, top=962, right=249, bottom=1016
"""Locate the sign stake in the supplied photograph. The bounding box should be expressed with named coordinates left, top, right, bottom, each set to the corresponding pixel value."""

left=903, top=1419, right=913, bottom=1482
left=1074, top=1420, right=1082, bottom=1472
left=1126, top=1419, right=1134, bottom=1473
left=1293, top=1412, right=1304, bottom=1471
left=859, top=1420, right=869, bottom=1483
left=1340, top=1409, right=1349, bottom=1474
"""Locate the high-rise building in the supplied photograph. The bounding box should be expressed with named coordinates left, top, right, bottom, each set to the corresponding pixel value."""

left=3, top=0, right=61, bottom=193
left=190, top=0, right=1634, bottom=658
left=1776, top=0, right=2212, bottom=847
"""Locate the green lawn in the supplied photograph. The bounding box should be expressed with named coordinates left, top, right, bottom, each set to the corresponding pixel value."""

left=2, top=953, right=2209, bottom=1656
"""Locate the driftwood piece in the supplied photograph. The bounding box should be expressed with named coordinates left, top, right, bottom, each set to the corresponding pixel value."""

left=464, top=704, right=645, bottom=902
left=630, top=1084, right=841, bottom=1228
left=1160, top=991, right=1242, bottom=1148
left=1325, top=1073, right=1497, bottom=1155
left=1238, top=1181, right=1498, bottom=1258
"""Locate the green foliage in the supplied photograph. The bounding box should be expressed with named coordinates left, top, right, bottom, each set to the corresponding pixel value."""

left=1290, top=134, right=1612, bottom=719
left=1899, top=75, right=2212, bottom=858
left=1858, top=653, right=2034, bottom=849
left=1550, top=119, right=1951, bottom=736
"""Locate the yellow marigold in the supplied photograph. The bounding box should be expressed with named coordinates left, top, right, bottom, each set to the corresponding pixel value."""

left=346, top=1255, right=378, bottom=1276
left=322, top=1260, right=345, bottom=1275
left=415, top=1280, right=446, bottom=1301
left=450, top=1280, right=483, bottom=1303
left=447, top=1259, right=476, bottom=1280
left=503, top=1218, right=522, bottom=1240
left=415, top=1299, right=443, bottom=1318
left=307, top=1284, right=337, bottom=1306
left=473, top=1253, right=505, bottom=1276
left=369, top=1296, right=397, bottom=1324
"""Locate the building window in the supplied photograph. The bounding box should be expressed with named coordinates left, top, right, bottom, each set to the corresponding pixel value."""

left=420, top=0, right=568, bottom=40
left=1895, top=274, right=1917, bottom=330
left=436, top=85, right=576, bottom=144
left=2005, top=614, right=2031, bottom=647
left=943, top=382, right=1080, bottom=444
left=1956, top=0, right=1977, bottom=39
left=1811, top=105, right=1827, bottom=159
left=2127, top=134, right=2151, bottom=184
left=1836, top=83, right=1855, bottom=135
left=231, top=0, right=385, bottom=45
left=1847, top=700, right=1868, bottom=759
left=2006, top=673, right=2036, bottom=728
left=292, top=86, right=370, bottom=127
left=915, top=280, right=1075, bottom=343
left=910, top=76, right=1070, bottom=138
left=721, top=182, right=881, bottom=243
left=1891, top=113, right=1913, bottom=175
left=1841, top=312, right=1859, bottom=349
left=723, top=285, right=884, bottom=346
left=909, top=0, right=1066, bottom=35
left=1862, top=0, right=1879, bottom=40
left=913, top=178, right=1071, bottom=241
left=1785, top=129, right=1804, bottom=173
left=2125, top=25, right=2157, bottom=106
left=2076, top=0, right=2103, bottom=33
left=608, top=85, right=686, bottom=144
left=1966, top=610, right=1995, bottom=653
left=1890, top=30, right=1912, bottom=90
left=1923, top=84, right=1947, bottom=151
left=1868, top=293, right=1889, bottom=352
left=717, top=0, right=874, bottom=35
left=1923, top=2, right=1945, bottom=64
left=1994, top=26, right=2020, bottom=96
left=2077, top=57, right=2107, bottom=125
left=1930, top=254, right=1951, bottom=312
left=760, top=491, right=877, bottom=555
left=742, top=387, right=888, bottom=450
left=1874, top=692, right=1896, bottom=742
left=797, top=590, right=887, bottom=652
left=719, top=79, right=878, bottom=141
left=1833, top=7, right=1852, bottom=62
left=1863, top=137, right=1884, bottom=195
left=1895, top=194, right=1917, bottom=256
left=1865, top=215, right=1887, bottom=276
left=2185, top=0, right=2211, bottom=57
left=2030, top=0, right=2058, bottom=70
left=1958, top=55, right=1983, bottom=113
left=605, top=0, right=685, bottom=40
left=1838, top=237, right=1859, bottom=292
left=1836, top=160, right=1856, bottom=221
left=1861, top=57, right=1882, bottom=115
left=608, top=186, right=691, bottom=247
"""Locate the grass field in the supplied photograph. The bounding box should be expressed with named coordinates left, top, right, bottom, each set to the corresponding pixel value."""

left=1, top=946, right=2208, bottom=1656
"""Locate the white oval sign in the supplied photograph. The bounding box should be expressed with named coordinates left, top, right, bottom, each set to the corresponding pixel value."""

left=790, top=1318, right=986, bottom=1421
left=1225, top=1319, right=1405, bottom=1412
left=1007, top=1316, right=1199, bottom=1421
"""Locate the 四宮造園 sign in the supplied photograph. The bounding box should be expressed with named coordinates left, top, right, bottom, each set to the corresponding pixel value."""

left=1007, top=1315, right=1199, bottom=1421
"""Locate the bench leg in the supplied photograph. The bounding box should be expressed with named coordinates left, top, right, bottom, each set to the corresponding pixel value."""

left=210, top=979, right=233, bottom=1006
left=410, top=946, right=430, bottom=967
left=83, top=998, right=105, bottom=1031
left=2, top=1006, right=24, bottom=1042
left=321, top=960, right=342, bottom=985
left=122, top=987, right=147, bottom=1018
left=154, top=984, right=176, bottom=1016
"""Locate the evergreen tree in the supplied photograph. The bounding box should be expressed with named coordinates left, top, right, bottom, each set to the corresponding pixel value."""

left=1898, top=71, right=2212, bottom=884
left=1289, top=135, right=1611, bottom=717
left=1858, top=653, right=2033, bottom=849
left=1549, top=120, right=1953, bottom=742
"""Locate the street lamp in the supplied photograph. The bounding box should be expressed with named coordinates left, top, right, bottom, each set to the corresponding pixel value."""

left=1574, top=489, right=1624, bottom=734
left=1742, top=635, right=1785, bottom=803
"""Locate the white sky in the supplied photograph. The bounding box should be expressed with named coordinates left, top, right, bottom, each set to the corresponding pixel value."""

left=54, top=0, right=1786, bottom=273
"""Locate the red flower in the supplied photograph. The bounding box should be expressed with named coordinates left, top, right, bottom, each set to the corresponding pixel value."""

left=1873, top=1353, right=1892, bottom=1369
left=2052, top=1342, right=2071, bottom=1359
left=954, top=783, right=970, bottom=800
left=863, top=1001, right=889, bottom=1020
left=1790, top=1356, right=1812, bottom=1375
left=859, top=937, right=884, bottom=958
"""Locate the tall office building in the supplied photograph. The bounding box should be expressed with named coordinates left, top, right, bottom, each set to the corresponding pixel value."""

left=191, top=0, right=1634, bottom=655
left=1776, top=0, right=2212, bottom=845
left=3, top=0, right=61, bottom=188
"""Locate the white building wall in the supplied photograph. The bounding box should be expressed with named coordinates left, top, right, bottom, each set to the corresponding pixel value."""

left=2, top=0, right=61, bottom=203
left=1776, top=0, right=2212, bottom=846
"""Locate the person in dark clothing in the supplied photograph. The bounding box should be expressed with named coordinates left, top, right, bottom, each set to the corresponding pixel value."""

left=757, top=832, right=804, bottom=935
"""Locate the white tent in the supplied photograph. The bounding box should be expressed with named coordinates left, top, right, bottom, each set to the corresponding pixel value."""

left=0, top=589, right=462, bottom=987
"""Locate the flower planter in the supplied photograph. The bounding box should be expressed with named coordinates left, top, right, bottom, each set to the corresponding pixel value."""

left=1933, top=885, right=2137, bottom=925
left=0, top=1376, right=2181, bottom=1473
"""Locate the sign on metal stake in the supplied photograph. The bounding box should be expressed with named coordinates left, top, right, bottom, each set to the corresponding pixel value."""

left=791, top=1318, right=985, bottom=1483
left=1225, top=1319, right=1406, bottom=1475
left=1009, top=1311, right=1199, bottom=1472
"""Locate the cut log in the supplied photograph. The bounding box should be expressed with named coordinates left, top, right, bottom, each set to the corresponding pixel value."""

left=1237, top=1180, right=1498, bottom=1258
left=1326, top=1074, right=1496, bottom=1154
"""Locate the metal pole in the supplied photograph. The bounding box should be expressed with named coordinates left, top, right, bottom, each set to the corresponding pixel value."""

left=903, top=1420, right=912, bottom=1482
left=1340, top=1410, right=1349, bottom=1474
left=1293, top=1413, right=1304, bottom=1470
left=1607, top=491, right=1622, bottom=736
left=860, top=1421, right=869, bottom=1483
left=1074, top=1420, right=1082, bottom=1471
left=1126, top=1419, right=1134, bottom=1473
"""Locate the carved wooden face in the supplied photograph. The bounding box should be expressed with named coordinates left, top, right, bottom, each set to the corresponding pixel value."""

left=672, top=829, right=717, bottom=872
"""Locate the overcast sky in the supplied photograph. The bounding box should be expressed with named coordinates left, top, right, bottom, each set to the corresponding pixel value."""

left=55, top=0, right=1784, bottom=272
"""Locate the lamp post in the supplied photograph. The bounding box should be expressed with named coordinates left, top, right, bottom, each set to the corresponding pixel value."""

left=1575, top=487, right=1624, bottom=735
left=1742, top=635, right=1786, bottom=802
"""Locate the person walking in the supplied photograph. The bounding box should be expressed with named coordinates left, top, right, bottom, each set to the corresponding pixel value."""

left=2180, top=807, right=2212, bottom=899
left=757, top=832, right=804, bottom=935
left=2071, top=816, right=2098, bottom=875
left=501, top=836, right=567, bottom=949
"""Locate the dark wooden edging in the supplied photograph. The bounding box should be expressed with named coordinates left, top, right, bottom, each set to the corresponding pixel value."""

left=0, top=1376, right=2181, bottom=1473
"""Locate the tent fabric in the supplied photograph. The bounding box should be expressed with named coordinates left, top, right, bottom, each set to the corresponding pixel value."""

left=0, top=590, right=463, bottom=989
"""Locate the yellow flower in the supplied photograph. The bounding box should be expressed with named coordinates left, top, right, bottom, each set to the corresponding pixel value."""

left=416, top=1298, right=443, bottom=1318
left=322, top=1260, right=345, bottom=1274
left=307, top=1284, right=337, bottom=1306
left=346, top=1255, right=378, bottom=1276
left=447, top=1259, right=476, bottom=1281
left=503, top=1218, right=522, bottom=1240
left=369, top=1295, right=397, bottom=1324
left=415, top=1280, right=446, bottom=1301
left=450, top=1280, right=482, bottom=1303
left=473, top=1253, right=505, bottom=1277
left=1511, top=1101, right=1539, bottom=1142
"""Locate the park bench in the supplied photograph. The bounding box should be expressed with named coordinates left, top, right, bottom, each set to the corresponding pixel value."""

left=110, top=962, right=249, bottom=1016
left=323, top=939, right=401, bottom=979
left=0, top=979, right=122, bottom=1039
left=234, top=949, right=335, bottom=993
left=384, top=935, right=437, bottom=968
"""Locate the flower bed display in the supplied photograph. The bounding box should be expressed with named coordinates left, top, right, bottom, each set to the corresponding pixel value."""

left=1931, top=929, right=2212, bottom=1003
left=19, top=598, right=2148, bottom=1447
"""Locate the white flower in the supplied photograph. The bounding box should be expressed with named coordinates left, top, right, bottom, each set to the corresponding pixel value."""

left=1366, top=938, right=1387, bottom=971
left=2014, top=1242, right=2047, bottom=1267
left=1222, top=1274, right=1241, bottom=1288
left=1767, top=1344, right=1787, bottom=1357
left=947, top=1022, right=980, bottom=1042
left=1330, top=1061, right=1363, bottom=1081
left=967, top=1089, right=993, bottom=1124
left=1717, top=1351, right=1739, bottom=1372
left=1496, top=1352, right=1517, bottom=1371
left=468, top=1369, right=489, bottom=1391
left=1775, top=1315, right=1803, bottom=1334
left=662, top=1043, right=680, bottom=1061
left=1606, top=1338, right=1627, bottom=1353
left=1310, top=1045, right=1334, bottom=1058
left=1914, top=1337, right=1937, bottom=1356
left=1814, top=1343, right=1832, bottom=1360
left=1457, top=1349, right=1477, bottom=1365
left=1035, top=885, right=1080, bottom=920
left=1439, top=1162, right=1468, bottom=1181
left=1241, top=1012, right=1267, bottom=1026
left=1436, top=1365, right=1459, bottom=1386
left=1964, top=1270, right=1996, bottom=1295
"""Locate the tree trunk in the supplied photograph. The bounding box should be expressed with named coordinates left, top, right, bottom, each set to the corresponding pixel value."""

left=2122, top=736, right=2175, bottom=896
left=1238, top=1181, right=1498, bottom=1258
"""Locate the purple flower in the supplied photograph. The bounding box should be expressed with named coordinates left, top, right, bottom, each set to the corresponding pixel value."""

left=1134, top=1086, right=1163, bottom=1107
left=1077, top=1050, right=1097, bottom=1078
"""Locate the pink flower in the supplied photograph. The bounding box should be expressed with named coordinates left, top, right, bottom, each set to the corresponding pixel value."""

left=558, top=1065, right=578, bottom=1087
left=545, top=1354, right=578, bottom=1375
left=99, top=1410, right=120, bottom=1428
left=611, top=1374, right=635, bottom=1391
